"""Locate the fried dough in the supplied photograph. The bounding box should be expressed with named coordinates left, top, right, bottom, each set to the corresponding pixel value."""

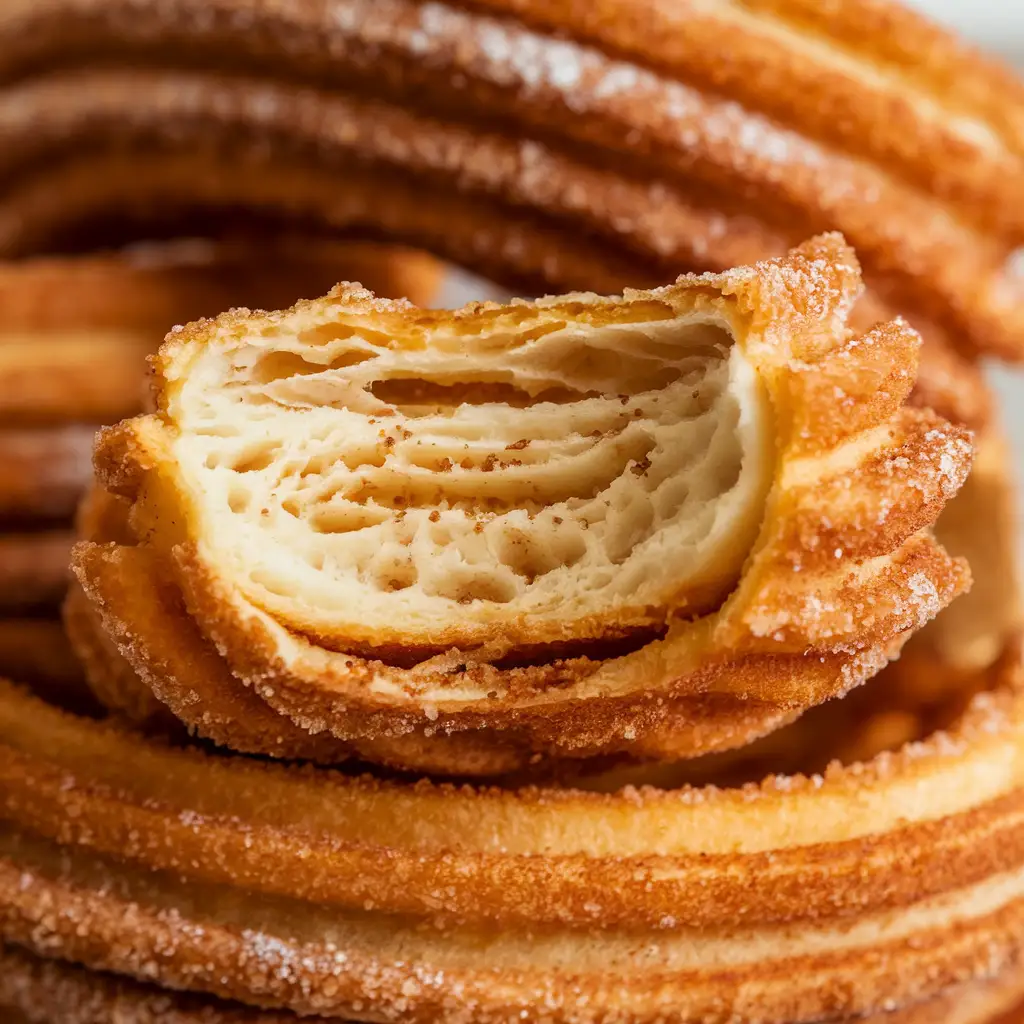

left=0, top=0, right=1018, bottom=354
left=0, top=647, right=1023, bottom=1023
left=2, top=943, right=1024, bottom=1024
left=77, top=237, right=970, bottom=770
left=0, top=242, right=441, bottom=431
left=0, top=240, right=442, bottom=334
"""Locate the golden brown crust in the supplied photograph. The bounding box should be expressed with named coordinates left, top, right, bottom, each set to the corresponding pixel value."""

left=0, top=241, right=440, bottom=433
left=1, top=944, right=1023, bottom=1024
left=902, top=426, right=1022, bottom=681
left=0, top=4, right=1017, bottom=356
left=62, top=582, right=173, bottom=730
left=0, top=647, right=1022, bottom=1022
left=79, top=236, right=971, bottom=770
left=0, top=240, right=442, bottom=333
left=460, top=0, right=1024, bottom=234
left=72, top=535, right=803, bottom=774
left=0, top=946, right=308, bottom=1024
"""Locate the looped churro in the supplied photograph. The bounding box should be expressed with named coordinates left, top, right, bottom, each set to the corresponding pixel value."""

left=0, top=0, right=1019, bottom=354
left=2, top=941, right=1024, bottom=1024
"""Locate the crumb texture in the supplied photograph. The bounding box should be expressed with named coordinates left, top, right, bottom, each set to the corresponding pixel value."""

left=175, top=295, right=766, bottom=650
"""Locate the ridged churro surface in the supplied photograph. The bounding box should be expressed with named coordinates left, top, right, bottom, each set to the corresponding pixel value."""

left=0, top=0, right=1018, bottom=355
left=0, top=644, right=1022, bottom=1023
left=78, top=237, right=971, bottom=771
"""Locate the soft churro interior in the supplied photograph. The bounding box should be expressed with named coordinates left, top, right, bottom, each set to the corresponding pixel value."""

left=170, top=293, right=768, bottom=651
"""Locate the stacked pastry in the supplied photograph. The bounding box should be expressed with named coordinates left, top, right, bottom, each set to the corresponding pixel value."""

left=0, top=242, right=440, bottom=708
left=0, top=233, right=1010, bottom=1024
left=0, top=0, right=1020, bottom=359
left=0, top=1, right=1020, bottom=1022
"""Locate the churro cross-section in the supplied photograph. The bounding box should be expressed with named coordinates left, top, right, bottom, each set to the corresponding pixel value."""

left=82, top=236, right=972, bottom=770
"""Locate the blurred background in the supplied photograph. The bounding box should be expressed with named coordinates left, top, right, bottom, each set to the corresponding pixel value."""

left=908, top=0, right=1024, bottom=64
left=906, top=1, right=1024, bottom=540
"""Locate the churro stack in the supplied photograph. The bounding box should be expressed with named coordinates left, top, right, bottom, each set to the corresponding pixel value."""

left=0, top=243, right=440, bottom=715
left=0, top=2, right=1020, bottom=1023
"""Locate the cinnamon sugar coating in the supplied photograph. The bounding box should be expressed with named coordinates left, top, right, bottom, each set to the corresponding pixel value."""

left=0, top=0, right=1019, bottom=354
left=0, top=646, right=1022, bottom=1022
left=72, top=237, right=972, bottom=772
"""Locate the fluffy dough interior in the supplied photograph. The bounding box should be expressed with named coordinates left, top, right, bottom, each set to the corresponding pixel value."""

left=172, top=298, right=771, bottom=653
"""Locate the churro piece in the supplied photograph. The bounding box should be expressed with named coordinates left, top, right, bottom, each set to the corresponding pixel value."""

left=0, top=242, right=441, bottom=429
left=0, top=240, right=442, bottom=333
left=77, top=236, right=970, bottom=770
left=1, top=942, right=1023, bottom=1024
left=0, top=646, right=1022, bottom=1023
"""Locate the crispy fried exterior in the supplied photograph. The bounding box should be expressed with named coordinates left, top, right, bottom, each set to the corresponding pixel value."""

left=62, top=583, right=173, bottom=730
left=71, top=490, right=801, bottom=774
left=0, top=1, right=1018, bottom=355
left=901, top=426, right=1021, bottom=684
left=77, top=237, right=971, bottom=771
left=856, top=300, right=1020, bottom=683
left=2, top=944, right=1024, bottom=1024
left=0, top=242, right=440, bottom=430
left=0, top=647, right=1024, bottom=1023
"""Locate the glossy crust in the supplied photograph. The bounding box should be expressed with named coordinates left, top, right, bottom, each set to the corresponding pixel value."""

left=76, top=237, right=972, bottom=770
left=0, top=645, right=1023, bottom=1022
left=0, top=1, right=1018, bottom=355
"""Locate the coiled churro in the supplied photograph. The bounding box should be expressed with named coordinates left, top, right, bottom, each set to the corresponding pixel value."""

left=0, top=0, right=1018, bottom=355
left=2, top=942, right=1024, bottom=1024
left=0, top=642, right=1022, bottom=1023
